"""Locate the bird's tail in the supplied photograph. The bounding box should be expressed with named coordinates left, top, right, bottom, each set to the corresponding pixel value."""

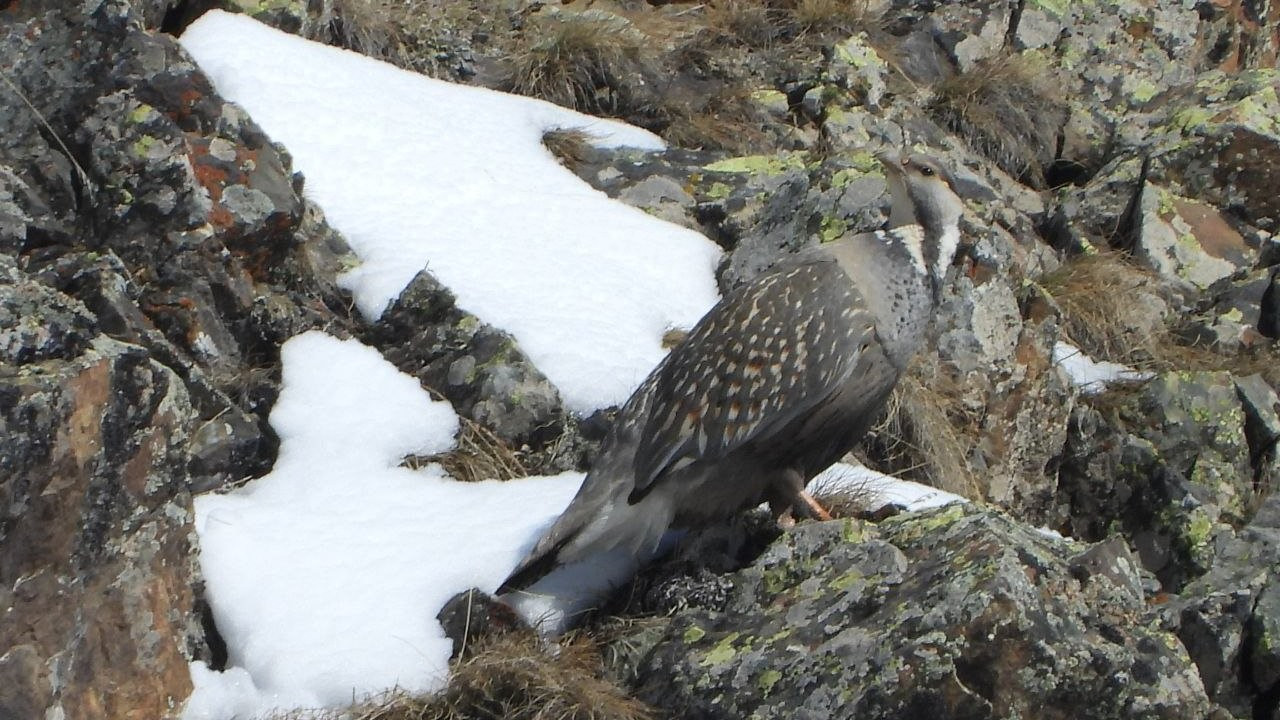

left=497, top=532, right=575, bottom=595
left=496, top=472, right=676, bottom=595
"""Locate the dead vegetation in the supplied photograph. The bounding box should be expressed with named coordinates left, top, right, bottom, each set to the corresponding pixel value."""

left=1037, top=250, right=1280, bottom=385
left=660, top=85, right=775, bottom=154
left=504, top=10, right=660, bottom=119
left=542, top=128, right=597, bottom=170
left=702, top=0, right=875, bottom=47
left=407, top=415, right=527, bottom=482
left=1037, top=250, right=1171, bottom=367
left=275, top=630, right=652, bottom=720
left=861, top=355, right=982, bottom=500
left=325, top=0, right=406, bottom=62
left=341, top=0, right=882, bottom=152
left=929, top=52, right=1067, bottom=188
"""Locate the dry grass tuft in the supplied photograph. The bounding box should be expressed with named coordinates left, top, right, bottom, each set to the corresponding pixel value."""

left=660, top=85, right=773, bottom=153
left=702, top=0, right=874, bottom=47
left=408, top=415, right=527, bottom=482
left=317, top=631, right=653, bottom=720
left=1037, top=250, right=1170, bottom=367
left=930, top=52, right=1066, bottom=188
left=325, top=0, right=406, bottom=62
left=703, top=0, right=783, bottom=48
left=1038, top=250, right=1280, bottom=383
left=542, top=128, right=597, bottom=170
left=505, top=11, right=656, bottom=118
left=863, top=356, right=981, bottom=499
left=789, top=0, right=873, bottom=37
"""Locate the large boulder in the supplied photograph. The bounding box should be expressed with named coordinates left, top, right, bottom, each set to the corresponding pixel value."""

left=0, top=267, right=202, bottom=719
left=625, top=505, right=1210, bottom=719
left=0, top=2, right=360, bottom=717
left=1055, top=371, right=1256, bottom=590
left=1161, top=492, right=1280, bottom=717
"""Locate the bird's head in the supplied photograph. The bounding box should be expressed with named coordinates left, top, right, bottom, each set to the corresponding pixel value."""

left=877, top=151, right=964, bottom=298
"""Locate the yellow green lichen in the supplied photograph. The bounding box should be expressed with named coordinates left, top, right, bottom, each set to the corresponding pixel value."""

left=1184, top=510, right=1213, bottom=552
left=683, top=625, right=707, bottom=644
left=840, top=518, right=869, bottom=543
left=831, top=569, right=864, bottom=591
left=1171, top=106, right=1215, bottom=134
left=1128, top=78, right=1161, bottom=105
left=834, top=34, right=885, bottom=70
left=128, top=103, right=156, bottom=124
left=820, top=216, right=848, bottom=243
left=757, top=669, right=783, bottom=696
left=131, top=135, right=157, bottom=159
left=230, top=0, right=302, bottom=14
left=701, top=632, right=742, bottom=667
left=704, top=182, right=734, bottom=200
left=705, top=153, right=807, bottom=175
left=1028, top=0, right=1071, bottom=17
left=749, top=89, right=789, bottom=116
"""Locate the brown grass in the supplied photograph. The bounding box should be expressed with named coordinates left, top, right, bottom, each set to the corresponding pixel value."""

left=703, top=0, right=782, bottom=48
left=702, top=0, right=874, bottom=47
left=407, top=415, right=527, bottom=482
left=542, top=128, right=597, bottom=171
left=1038, top=250, right=1280, bottom=384
left=1037, top=250, right=1171, bottom=367
left=862, top=355, right=982, bottom=500
left=659, top=84, right=773, bottom=153
left=789, top=0, right=873, bottom=37
left=314, top=631, right=654, bottom=720
left=505, top=10, right=656, bottom=118
left=323, top=0, right=406, bottom=62
left=930, top=52, right=1066, bottom=188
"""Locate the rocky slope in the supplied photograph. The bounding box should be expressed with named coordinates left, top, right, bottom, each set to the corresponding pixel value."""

left=1, top=0, right=1278, bottom=718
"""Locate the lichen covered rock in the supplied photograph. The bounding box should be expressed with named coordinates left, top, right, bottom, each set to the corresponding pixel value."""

left=629, top=505, right=1210, bottom=719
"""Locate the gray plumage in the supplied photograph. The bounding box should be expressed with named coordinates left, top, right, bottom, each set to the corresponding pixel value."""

left=499, top=151, right=965, bottom=595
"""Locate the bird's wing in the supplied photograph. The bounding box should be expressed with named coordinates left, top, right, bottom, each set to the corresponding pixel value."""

left=630, top=258, right=881, bottom=500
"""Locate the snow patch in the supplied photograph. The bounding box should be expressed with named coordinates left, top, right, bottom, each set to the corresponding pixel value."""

left=179, top=11, right=721, bottom=413
left=1052, top=341, right=1153, bottom=395
left=811, top=462, right=968, bottom=513
left=185, top=332, right=583, bottom=716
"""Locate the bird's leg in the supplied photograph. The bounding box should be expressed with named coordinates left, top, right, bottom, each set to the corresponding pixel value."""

left=795, top=490, right=834, bottom=521
left=767, top=469, right=834, bottom=524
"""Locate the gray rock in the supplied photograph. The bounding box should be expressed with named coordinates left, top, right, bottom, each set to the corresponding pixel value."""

left=0, top=4, right=366, bottom=716
left=1131, top=185, right=1255, bottom=291
left=1179, top=269, right=1277, bottom=353
left=1161, top=492, right=1280, bottom=717
left=615, top=175, right=699, bottom=230
left=1056, top=371, right=1254, bottom=590
left=0, top=255, right=96, bottom=363
left=1235, top=374, right=1280, bottom=488
left=367, top=269, right=578, bottom=468
left=628, top=505, right=1210, bottom=719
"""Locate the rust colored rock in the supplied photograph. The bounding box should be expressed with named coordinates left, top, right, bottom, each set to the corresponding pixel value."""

left=1, top=337, right=203, bottom=720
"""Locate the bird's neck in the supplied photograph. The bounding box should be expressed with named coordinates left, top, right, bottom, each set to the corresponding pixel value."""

left=825, top=227, right=936, bottom=367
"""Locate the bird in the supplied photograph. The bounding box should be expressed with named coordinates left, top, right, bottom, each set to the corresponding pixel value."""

left=498, top=150, right=965, bottom=599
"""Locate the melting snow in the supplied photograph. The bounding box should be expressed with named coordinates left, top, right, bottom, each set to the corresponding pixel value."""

left=180, top=10, right=721, bottom=414
left=811, top=462, right=968, bottom=513
left=184, top=332, right=583, bottom=717
left=1052, top=341, right=1153, bottom=395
